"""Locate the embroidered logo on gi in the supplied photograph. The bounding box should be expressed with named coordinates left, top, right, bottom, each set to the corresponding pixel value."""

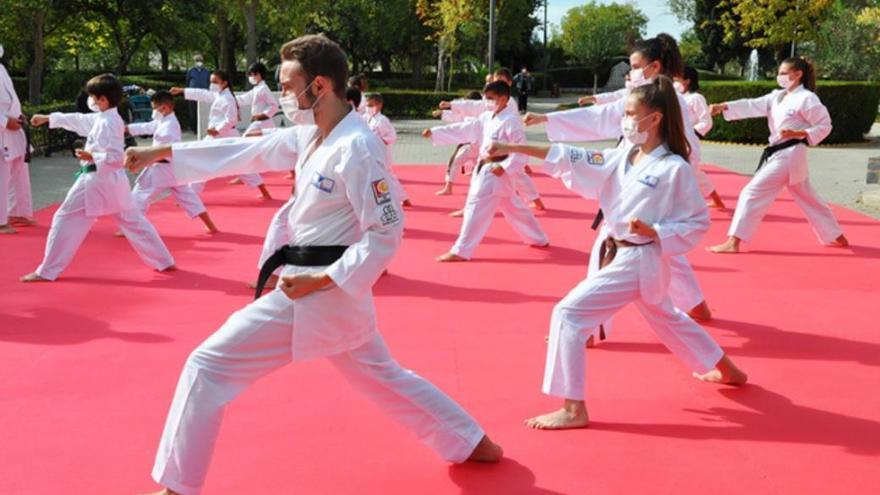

left=311, top=172, right=335, bottom=193
left=380, top=204, right=400, bottom=225
left=568, top=147, right=584, bottom=163
left=587, top=152, right=605, bottom=165
left=638, top=175, right=660, bottom=188
left=372, top=179, right=392, bottom=204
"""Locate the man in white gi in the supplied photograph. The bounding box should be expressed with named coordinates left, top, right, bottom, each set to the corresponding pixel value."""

left=126, top=35, right=502, bottom=495
left=0, top=42, right=31, bottom=233
left=424, top=80, right=549, bottom=262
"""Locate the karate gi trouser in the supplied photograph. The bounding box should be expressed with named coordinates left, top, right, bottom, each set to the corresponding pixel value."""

left=151, top=289, right=486, bottom=495
left=543, top=247, right=724, bottom=400
left=256, top=196, right=295, bottom=270
left=7, top=156, right=32, bottom=218
left=512, top=169, right=540, bottom=202
left=695, top=166, right=715, bottom=198
left=132, top=181, right=207, bottom=219
left=445, top=146, right=469, bottom=184
left=586, top=227, right=706, bottom=341
left=388, top=170, right=409, bottom=202
left=450, top=174, right=548, bottom=259
left=728, top=158, right=842, bottom=244
left=34, top=184, right=175, bottom=280
left=0, top=153, right=8, bottom=224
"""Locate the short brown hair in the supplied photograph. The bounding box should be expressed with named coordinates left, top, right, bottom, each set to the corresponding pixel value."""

left=86, top=73, right=123, bottom=107
left=280, top=34, right=348, bottom=97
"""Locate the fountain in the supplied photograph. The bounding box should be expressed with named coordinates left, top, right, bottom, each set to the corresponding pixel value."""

left=745, top=49, right=759, bottom=81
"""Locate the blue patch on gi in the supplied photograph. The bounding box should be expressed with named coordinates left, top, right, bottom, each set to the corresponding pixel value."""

left=638, top=175, right=659, bottom=188
left=311, top=172, right=335, bottom=193
left=587, top=151, right=604, bottom=165
left=568, top=147, right=584, bottom=163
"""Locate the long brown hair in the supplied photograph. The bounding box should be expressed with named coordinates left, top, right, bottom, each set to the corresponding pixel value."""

left=632, top=33, right=684, bottom=79
left=212, top=70, right=240, bottom=122
left=630, top=75, right=691, bottom=161
left=782, top=57, right=816, bottom=92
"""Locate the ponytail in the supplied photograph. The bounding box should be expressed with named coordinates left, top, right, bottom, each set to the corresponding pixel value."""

left=632, top=33, right=684, bottom=79
left=212, top=69, right=240, bottom=122
left=630, top=76, right=691, bottom=161
left=782, top=56, right=816, bottom=92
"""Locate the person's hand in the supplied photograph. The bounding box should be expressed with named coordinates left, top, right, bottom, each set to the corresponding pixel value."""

left=487, top=141, right=511, bottom=157
left=74, top=149, right=94, bottom=162
left=251, top=113, right=268, bottom=122
left=6, top=116, right=22, bottom=130
left=30, top=114, right=50, bottom=127
left=125, top=145, right=170, bottom=173
left=709, top=103, right=727, bottom=117
left=206, top=128, right=219, bottom=137
left=438, top=101, right=452, bottom=110
left=170, top=87, right=185, bottom=96
left=280, top=272, right=334, bottom=300
left=421, top=128, right=432, bottom=139
left=522, top=112, right=547, bottom=126
left=491, top=164, right=505, bottom=176
left=779, top=129, right=807, bottom=140
left=628, top=218, right=657, bottom=238
left=431, top=109, right=443, bottom=118
left=577, top=95, right=594, bottom=106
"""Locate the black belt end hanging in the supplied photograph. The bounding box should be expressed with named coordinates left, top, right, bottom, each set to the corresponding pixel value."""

left=254, top=245, right=349, bottom=299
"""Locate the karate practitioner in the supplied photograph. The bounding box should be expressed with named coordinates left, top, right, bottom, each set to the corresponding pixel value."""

left=21, top=73, right=175, bottom=282
left=1, top=42, right=31, bottom=233
left=423, top=81, right=549, bottom=262
left=363, top=92, right=411, bottom=207
left=126, top=35, right=501, bottom=495
left=490, top=77, right=747, bottom=430
left=523, top=34, right=713, bottom=326
left=676, top=66, right=725, bottom=208
left=708, top=57, right=848, bottom=253
left=171, top=71, right=272, bottom=200
left=126, top=90, right=218, bottom=233
left=432, top=91, right=482, bottom=196
left=236, top=62, right=280, bottom=139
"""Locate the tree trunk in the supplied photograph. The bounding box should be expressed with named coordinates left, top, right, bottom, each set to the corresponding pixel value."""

left=447, top=53, right=454, bottom=92
left=158, top=44, right=170, bottom=75
left=411, top=52, right=423, bottom=84
left=379, top=56, right=392, bottom=76
left=28, top=10, right=46, bottom=105
left=218, top=9, right=232, bottom=73
left=435, top=45, right=446, bottom=92
left=241, top=0, right=258, bottom=78
left=593, top=72, right=598, bottom=94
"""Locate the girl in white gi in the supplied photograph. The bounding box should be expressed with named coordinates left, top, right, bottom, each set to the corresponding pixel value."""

left=21, top=74, right=175, bottom=282
left=236, top=62, right=279, bottom=138
left=491, top=77, right=747, bottom=430
left=423, top=81, right=549, bottom=262
left=126, top=90, right=218, bottom=233
left=433, top=91, right=482, bottom=197
left=170, top=71, right=272, bottom=200
left=363, top=92, right=411, bottom=207
left=0, top=43, right=31, bottom=233
left=523, top=34, right=713, bottom=325
left=707, top=57, right=848, bottom=253
left=677, top=66, right=725, bottom=209
left=126, top=35, right=501, bottom=495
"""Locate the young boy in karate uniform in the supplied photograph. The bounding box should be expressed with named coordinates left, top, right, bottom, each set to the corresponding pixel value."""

left=433, top=91, right=483, bottom=197
left=22, top=74, right=175, bottom=282
left=126, top=90, right=218, bottom=233
left=491, top=77, right=747, bottom=430
left=0, top=42, right=31, bottom=233
left=708, top=57, right=848, bottom=253
left=126, top=35, right=502, bottom=495
left=424, top=81, right=549, bottom=262
left=363, top=92, right=410, bottom=207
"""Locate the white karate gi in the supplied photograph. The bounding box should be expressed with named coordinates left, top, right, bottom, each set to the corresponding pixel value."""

left=544, top=88, right=708, bottom=334
left=151, top=111, right=485, bottom=495
left=128, top=113, right=206, bottom=218
left=540, top=143, right=724, bottom=400
left=363, top=110, right=408, bottom=201
left=440, top=110, right=479, bottom=184
left=184, top=87, right=263, bottom=189
left=683, top=91, right=713, bottom=138
left=450, top=98, right=541, bottom=202
left=430, top=105, right=548, bottom=259
left=236, top=80, right=279, bottom=135
left=722, top=85, right=843, bottom=244
left=0, top=62, right=30, bottom=224
left=33, top=109, right=174, bottom=280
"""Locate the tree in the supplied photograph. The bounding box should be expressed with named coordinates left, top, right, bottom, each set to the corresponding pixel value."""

left=558, top=1, right=646, bottom=92
left=72, top=0, right=167, bottom=74
left=416, top=0, right=482, bottom=91
left=806, top=0, right=880, bottom=81
left=718, top=0, right=835, bottom=56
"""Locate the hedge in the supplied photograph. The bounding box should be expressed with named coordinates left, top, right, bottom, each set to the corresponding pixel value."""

left=379, top=89, right=470, bottom=118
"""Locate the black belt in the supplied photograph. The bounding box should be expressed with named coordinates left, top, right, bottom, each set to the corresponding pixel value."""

left=695, top=131, right=705, bottom=140
left=254, top=245, right=349, bottom=299
left=157, top=158, right=170, bottom=164
left=757, top=138, right=807, bottom=172
left=476, top=154, right=509, bottom=174
left=595, top=237, right=654, bottom=340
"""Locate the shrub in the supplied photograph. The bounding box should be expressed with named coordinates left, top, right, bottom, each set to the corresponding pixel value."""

left=380, top=89, right=471, bottom=118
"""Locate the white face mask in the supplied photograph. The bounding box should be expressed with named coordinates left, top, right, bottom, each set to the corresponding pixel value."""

left=673, top=81, right=686, bottom=94
left=87, top=96, right=101, bottom=113
left=626, top=68, right=653, bottom=90
left=777, top=74, right=796, bottom=90
left=279, top=80, right=318, bottom=125
left=195, top=61, right=204, bottom=68
left=621, top=115, right=653, bottom=145
left=152, top=110, right=163, bottom=121
left=248, top=75, right=258, bottom=86
left=365, top=106, right=379, bottom=117
left=483, top=98, right=498, bottom=113
left=209, top=83, right=221, bottom=94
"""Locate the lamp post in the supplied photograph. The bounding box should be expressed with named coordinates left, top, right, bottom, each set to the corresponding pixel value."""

left=488, top=0, right=496, bottom=71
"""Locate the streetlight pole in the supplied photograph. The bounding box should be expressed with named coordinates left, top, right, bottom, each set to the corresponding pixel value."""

left=542, top=0, right=548, bottom=91
left=488, top=0, right=496, bottom=71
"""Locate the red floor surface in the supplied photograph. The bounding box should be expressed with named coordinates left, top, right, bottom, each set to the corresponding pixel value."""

left=1, top=165, right=878, bottom=494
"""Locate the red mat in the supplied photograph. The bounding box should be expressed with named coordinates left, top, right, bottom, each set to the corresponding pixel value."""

left=1, top=165, right=878, bottom=494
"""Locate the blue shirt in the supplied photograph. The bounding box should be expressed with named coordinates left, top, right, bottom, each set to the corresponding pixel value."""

left=186, top=66, right=211, bottom=89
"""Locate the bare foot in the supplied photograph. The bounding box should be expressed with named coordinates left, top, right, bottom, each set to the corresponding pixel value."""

left=693, top=354, right=748, bottom=386
left=205, top=225, right=220, bottom=234
left=687, top=301, right=712, bottom=321
left=525, top=400, right=589, bottom=430
left=284, top=171, right=296, bottom=180
left=402, top=199, right=413, bottom=208
left=437, top=252, right=467, bottom=262
left=9, top=216, right=37, bottom=226
left=435, top=184, right=453, bottom=196
left=707, top=237, right=740, bottom=254
left=585, top=334, right=595, bottom=348
left=140, top=489, right=181, bottom=495
left=248, top=274, right=279, bottom=290
left=707, top=191, right=726, bottom=209
left=530, top=242, right=550, bottom=249
left=0, top=224, right=16, bottom=234
left=157, top=264, right=177, bottom=273
left=114, top=230, right=125, bottom=238
left=229, top=177, right=244, bottom=185
left=530, top=198, right=546, bottom=211
left=20, top=272, right=50, bottom=282
left=466, top=435, right=503, bottom=463
left=830, top=234, right=849, bottom=247
left=449, top=209, right=464, bottom=218
left=524, top=165, right=534, bottom=175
